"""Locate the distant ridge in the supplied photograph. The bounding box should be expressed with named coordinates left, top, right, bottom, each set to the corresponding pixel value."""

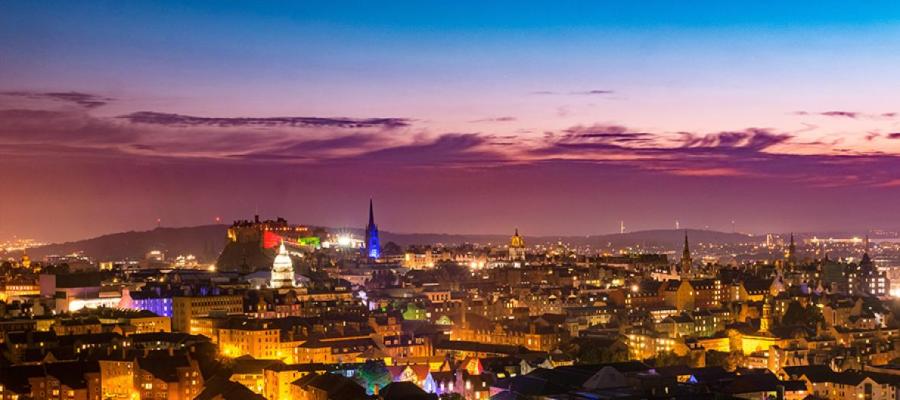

left=378, top=228, right=759, bottom=248
left=20, top=225, right=228, bottom=262
left=13, top=225, right=760, bottom=262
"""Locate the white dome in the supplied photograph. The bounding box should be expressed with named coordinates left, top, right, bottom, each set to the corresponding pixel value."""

left=271, top=241, right=295, bottom=288
left=273, top=242, right=293, bottom=269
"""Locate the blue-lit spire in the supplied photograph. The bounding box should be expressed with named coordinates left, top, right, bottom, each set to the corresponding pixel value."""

left=365, top=199, right=381, bottom=259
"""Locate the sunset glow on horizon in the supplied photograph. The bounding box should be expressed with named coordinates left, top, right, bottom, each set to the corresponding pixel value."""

left=1, top=1, right=899, bottom=241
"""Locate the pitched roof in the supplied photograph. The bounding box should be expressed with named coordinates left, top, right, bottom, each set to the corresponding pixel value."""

left=783, top=365, right=837, bottom=382
left=195, top=376, right=266, bottom=400
left=293, top=373, right=367, bottom=400
left=723, top=372, right=804, bottom=394
left=231, top=357, right=283, bottom=374
left=742, top=279, right=773, bottom=294
left=52, top=272, right=104, bottom=288
left=493, top=371, right=570, bottom=397
left=434, top=340, right=538, bottom=356
left=45, top=361, right=100, bottom=389
left=138, top=354, right=192, bottom=382
left=380, top=381, right=436, bottom=400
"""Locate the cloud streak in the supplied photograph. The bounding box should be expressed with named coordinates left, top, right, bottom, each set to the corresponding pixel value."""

left=794, top=110, right=897, bottom=120
left=468, top=116, right=517, bottom=123
left=531, top=124, right=899, bottom=185
left=530, top=89, right=615, bottom=96
left=0, top=95, right=897, bottom=189
left=0, top=108, right=414, bottom=162
left=119, top=111, right=411, bottom=129
left=1, top=91, right=113, bottom=109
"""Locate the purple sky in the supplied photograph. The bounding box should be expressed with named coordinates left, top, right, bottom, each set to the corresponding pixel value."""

left=1, top=2, right=899, bottom=242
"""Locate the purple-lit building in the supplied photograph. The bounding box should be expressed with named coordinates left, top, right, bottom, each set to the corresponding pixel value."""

left=123, top=288, right=174, bottom=317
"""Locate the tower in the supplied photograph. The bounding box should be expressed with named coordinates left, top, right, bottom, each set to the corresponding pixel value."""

left=760, top=297, right=772, bottom=333
left=365, top=199, right=381, bottom=259
left=786, top=233, right=797, bottom=267
left=861, top=235, right=873, bottom=267
left=270, top=240, right=295, bottom=288
left=681, top=232, right=692, bottom=277
left=21, top=250, right=31, bottom=270
left=854, top=234, right=885, bottom=295
left=509, top=228, right=526, bottom=262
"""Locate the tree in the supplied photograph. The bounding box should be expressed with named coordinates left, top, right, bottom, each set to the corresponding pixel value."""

left=653, top=351, right=691, bottom=367
left=435, top=262, right=468, bottom=281
left=781, top=300, right=822, bottom=328
left=370, top=269, right=397, bottom=288
left=355, top=360, right=392, bottom=395
left=402, top=302, right=426, bottom=320
left=705, top=350, right=743, bottom=371
left=382, top=241, right=403, bottom=256
left=705, top=350, right=729, bottom=368
left=560, top=338, right=629, bottom=364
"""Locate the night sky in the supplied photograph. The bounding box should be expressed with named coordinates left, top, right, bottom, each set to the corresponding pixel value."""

left=2, top=1, right=899, bottom=242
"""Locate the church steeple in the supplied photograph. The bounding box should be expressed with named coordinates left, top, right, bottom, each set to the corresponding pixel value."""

left=787, top=233, right=797, bottom=267
left=681, top=232, right=692, bottom=277
left=365, top=199, right=381, bottom=259
left=861, top=235, right=873, bottom=268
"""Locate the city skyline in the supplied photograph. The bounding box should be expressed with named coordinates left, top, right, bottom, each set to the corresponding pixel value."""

left=2, top=1, right=900, bottom=242
left=4, top=4, right=900, bottom=399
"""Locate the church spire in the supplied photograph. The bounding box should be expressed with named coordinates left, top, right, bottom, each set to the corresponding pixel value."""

left=365, top=199, right=381, bottom=259
left=787, top=232, right=797, bottom=267
left=681, top=231, right=692, bottom=277
left=861, top=234, right=873, bottom=268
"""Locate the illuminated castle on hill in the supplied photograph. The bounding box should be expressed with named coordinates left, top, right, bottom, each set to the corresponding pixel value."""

left=216, top=215, right=324, bottom=272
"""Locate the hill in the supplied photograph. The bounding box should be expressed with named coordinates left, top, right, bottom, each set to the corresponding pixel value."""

left=14, top=226, right=761, bottom=263
left=21, top=225, right=228, bottom=262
